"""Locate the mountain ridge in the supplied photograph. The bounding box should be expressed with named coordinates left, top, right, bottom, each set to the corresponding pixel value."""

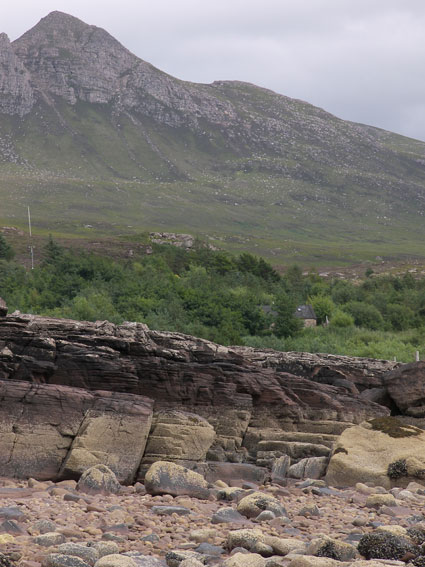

left=1, top=12, right=425, bottom=265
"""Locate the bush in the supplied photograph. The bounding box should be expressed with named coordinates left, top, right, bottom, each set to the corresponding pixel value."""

left=309, top=295, right=335, bottom=325
left=344, top=301, right=385, bottom=330
left=329, top=309, right=354, bottom=328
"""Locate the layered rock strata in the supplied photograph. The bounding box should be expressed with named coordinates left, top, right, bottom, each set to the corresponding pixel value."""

left=0, top=312, right=391, bottom=482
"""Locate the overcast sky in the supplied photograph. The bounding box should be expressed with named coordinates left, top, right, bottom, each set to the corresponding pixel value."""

left=4, top=1, right=425, bottom=141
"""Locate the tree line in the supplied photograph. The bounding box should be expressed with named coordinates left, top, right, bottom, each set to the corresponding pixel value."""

left=1, top=233, right=425, bottom=361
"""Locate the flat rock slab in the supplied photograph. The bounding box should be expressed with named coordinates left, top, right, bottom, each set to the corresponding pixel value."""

left=0, top=506, right=26, bottom=521
left=151, top=506, right=191, bottom=516
left=211, top=508, right=247, bottom=524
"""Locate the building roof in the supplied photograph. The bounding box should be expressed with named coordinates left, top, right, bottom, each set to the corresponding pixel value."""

left=294, top=304, right=317, bottom=320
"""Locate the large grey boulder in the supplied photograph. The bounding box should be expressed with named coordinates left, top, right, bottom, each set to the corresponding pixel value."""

left=144, top=461, right=210, bottom=499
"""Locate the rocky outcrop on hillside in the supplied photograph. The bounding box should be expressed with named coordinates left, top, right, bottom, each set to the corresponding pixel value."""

left=0, top=33, right=33, bottom=116
left=0, top=10, right=417, bottom=169
left=10, top=11, right=239, bottom=131
left=0, top=310, right=401, bottom=484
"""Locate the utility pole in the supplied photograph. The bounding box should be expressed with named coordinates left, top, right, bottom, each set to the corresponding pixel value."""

left=28, top=206, right=34, bottom=270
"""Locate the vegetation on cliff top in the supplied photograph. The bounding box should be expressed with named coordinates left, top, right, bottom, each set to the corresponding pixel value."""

left=2, top=235, right=425, bottom=362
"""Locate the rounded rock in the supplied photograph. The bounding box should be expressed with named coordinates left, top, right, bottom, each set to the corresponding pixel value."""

left=145, top=462, right=209, bottom=500
left=237, top=492, right=286, bottom=519
left=94, top=555, right=137, bottom=567
left=77, top=465, right=121, bottom=496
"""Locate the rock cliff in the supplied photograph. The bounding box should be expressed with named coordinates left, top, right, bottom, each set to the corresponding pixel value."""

left=0, top=33, right=33, bottom=116
left=0, top=311, right=394, bottom=483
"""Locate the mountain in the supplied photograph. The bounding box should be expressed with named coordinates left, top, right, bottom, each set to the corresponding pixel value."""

left=1, top=11, right=425, bottom=265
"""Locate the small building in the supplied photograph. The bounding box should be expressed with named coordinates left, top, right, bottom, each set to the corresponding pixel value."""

left=294, top=304, right=317, bottom=327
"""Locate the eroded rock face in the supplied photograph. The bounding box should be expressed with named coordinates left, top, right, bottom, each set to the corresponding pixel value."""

left=60, top=407, right=152, bottom=484
left=10, top=11, right=238, bottom=130
left=0, top=313, right=392, bottom=482
left=0, top=314, right=388, bottom=426
left=142, top=410, right=215, bottom=463
left=234, top=347, right=399, bottom=391
left=0, top=379, right=153, bottom=482
left=0, top=34, right=34, bottom=116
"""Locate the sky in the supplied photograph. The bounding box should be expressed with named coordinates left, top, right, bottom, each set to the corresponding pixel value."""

left=4, top=0, right=425, bottom=141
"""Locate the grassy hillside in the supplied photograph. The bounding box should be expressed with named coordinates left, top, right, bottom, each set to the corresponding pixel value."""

left=2, top=13, right=425, bottom=266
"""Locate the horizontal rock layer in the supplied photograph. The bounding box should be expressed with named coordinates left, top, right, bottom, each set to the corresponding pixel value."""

left=0, top=313, right=393, bottom=481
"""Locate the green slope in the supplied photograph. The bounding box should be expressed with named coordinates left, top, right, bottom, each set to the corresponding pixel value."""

left=1, top=13, right=425, bottom=266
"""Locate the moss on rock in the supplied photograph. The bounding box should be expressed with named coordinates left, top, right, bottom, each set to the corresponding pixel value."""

left=368, top=417, right=421, bottom=438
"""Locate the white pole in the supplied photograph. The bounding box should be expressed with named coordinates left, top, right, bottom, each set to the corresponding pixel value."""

left=28, top=207, right=34, bottom=270
left=416, top=351, right=420, bottom=362
left=27, top=206, right=32, bottom=237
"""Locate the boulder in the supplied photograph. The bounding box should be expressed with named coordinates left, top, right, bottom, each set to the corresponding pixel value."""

left=306, top=536, right=357, bottom=561
left=87, top=543, right=119, bottom=559
left=43, top=554, right=91, bottom=567
left=357, top=531, right=418, bottom=560
left=165, top=551, right=205, bottom=567
left=326, top=417, right=425, bottom=488
left=385, top=362, right=425, bottom=412
left=237, top=492, right=287, bottom=519
left=211, top=507, right=246, bottom=524
left=227, top=529, right=305, bottom=556
left=224, top=553, right=265, bottom=567
left=76, top=464, right=121, bottom=495
left=195, top=462, right=267, bottom=486
left=55, top=545, right=99, bottom=566
left=271, top=455, right=291, bottom=484
left=365, top=493, right=397, bottom=508
left=287, top=557, right=341, bottom=567
left=95, top=556, right=137, bottom=567
left=144, top=461, right=210, bottom=499
left=287, top=457, right=328, bottom=479
left=33, top=532, right=66, bottom=547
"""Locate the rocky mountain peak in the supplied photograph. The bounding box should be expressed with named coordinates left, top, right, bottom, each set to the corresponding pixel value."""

left=11, top=11, right=142, bottom=106
left=14, top=10, right=129, bottom=54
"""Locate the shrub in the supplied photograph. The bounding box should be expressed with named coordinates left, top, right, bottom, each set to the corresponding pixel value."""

left=344, top=301, right=385, bottom=330
left=329, top=309, right=354, bottom=328
left=308, top=295, right=335, bottom=325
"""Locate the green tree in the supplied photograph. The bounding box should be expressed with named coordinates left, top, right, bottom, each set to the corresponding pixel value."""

left=274, top=292, right=303, bottom=338
left=43, top=235, right=64, bottom=265
left=0, top=234, right=15, bottom=261
left=308, top=295, right=335, bottom=325
left=344, top=301, right=385, bottom=330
